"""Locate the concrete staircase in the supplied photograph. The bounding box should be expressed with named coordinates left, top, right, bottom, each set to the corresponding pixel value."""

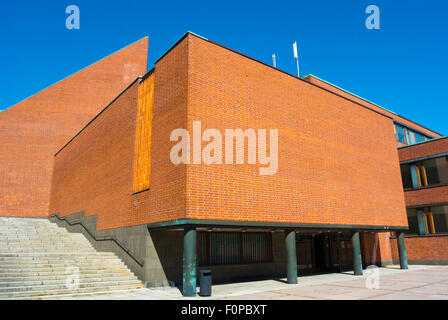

left=0, top=217, right=144, bottom=299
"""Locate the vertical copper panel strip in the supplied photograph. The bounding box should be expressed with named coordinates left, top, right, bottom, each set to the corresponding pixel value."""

left=134, top=74, right=154, bottom=193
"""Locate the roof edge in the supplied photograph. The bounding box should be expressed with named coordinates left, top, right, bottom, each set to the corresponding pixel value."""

left=398, top=136, right=448, bottom=150
left=303, top=73, right=443, bottom=137
left=155, top=31, right=396, bottom=122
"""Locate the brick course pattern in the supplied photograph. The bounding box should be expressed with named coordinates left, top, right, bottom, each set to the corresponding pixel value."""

left=184, top=35, right=407, bottom=227
left=0, top=38, right=148, bottom=217
left=404, top=185, right=448, bottom=207
left=49, top=33, right=409, bottom=230
left=398, top=137, right=448, bottom=162
left=390, top=235, right=448, bottom=263
left=50, top=38, right=189, bottom=230
left=49, top=81, right=140, bottom=230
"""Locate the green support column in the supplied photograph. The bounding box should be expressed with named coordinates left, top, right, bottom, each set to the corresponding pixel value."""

left=285, top=230, right=298, bottom=284
left=351, top=232, right=363, bottom=276
left=397, top=232, right=409, bottom=270
left=416, top=209, right=427, bottom=235
left=182, top=226, right=197, bottom=297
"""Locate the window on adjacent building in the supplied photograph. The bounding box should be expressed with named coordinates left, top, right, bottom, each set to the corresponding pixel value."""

left=395, top=124, right=406, bottom=144
left=406, top=129, right=416, bottom=144
left=400, top=156, right=448, bottom=189
left=432, top=205, right=448, bottom=233
left=415, top=133, right=424, bottom=143
left=400, top=164, right=413, bottom=189
left=199, top=232, right=273, bottom=266
left=405, top=208, right=419, bottom=234
left=394, top=123, right=433, bottom=145
left=422, top=157, right=448, bottom=186
left=406, top=206, right=448, bottom=235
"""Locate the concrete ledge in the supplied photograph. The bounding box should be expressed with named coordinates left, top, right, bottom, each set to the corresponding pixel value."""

left=393, top=259, right=448, bottom=265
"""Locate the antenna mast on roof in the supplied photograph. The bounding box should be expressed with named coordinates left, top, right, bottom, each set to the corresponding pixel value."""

left=293, top=41, right=300, bottom=77
left=272, top=54, right=277, bottom=68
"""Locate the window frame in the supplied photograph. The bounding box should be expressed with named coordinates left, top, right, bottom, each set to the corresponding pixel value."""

left=198, top=231, right=273, bottom=266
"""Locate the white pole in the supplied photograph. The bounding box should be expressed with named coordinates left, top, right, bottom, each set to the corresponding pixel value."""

left=272, top=54, right=276, bottom=68
left=293, top=41, right=300, bottom=77
left=296, top=58, right=300, bottom=78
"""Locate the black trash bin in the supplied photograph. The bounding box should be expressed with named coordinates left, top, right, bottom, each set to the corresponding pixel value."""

left=199, top=269, right=212, bottom=297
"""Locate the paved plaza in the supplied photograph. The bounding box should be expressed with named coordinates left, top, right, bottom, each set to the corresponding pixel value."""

left=30, top=265, right=448, bottom=300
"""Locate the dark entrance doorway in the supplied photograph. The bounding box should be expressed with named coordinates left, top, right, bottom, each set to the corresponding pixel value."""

left=296, top=232, right=353, bottom=275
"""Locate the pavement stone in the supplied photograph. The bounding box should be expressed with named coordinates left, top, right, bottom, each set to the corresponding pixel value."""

left=21, top=265, right=448, bottom=300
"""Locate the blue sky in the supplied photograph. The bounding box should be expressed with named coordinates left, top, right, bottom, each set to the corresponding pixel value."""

left=1, top=0, right=447, bottom=135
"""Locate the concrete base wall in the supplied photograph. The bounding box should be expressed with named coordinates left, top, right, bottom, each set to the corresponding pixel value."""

left=48, top=213, right=288, bottom=287
left=49, top=212, right=183, bottom=287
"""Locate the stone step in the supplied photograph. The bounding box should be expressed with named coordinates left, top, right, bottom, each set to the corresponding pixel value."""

left=0, top=275, right=138, bottom=287
left=0, top=262, right=130, bottom=272
left=0, top=236, right=87, bottom=241
left=0, top=229, right=66, bottom=232
left=0, top=252, right=116, bottom=260
left=0, top=217, right=142, bottom=299
left=0, top=272, right=136, bottom=282
left=0, top=252, right=115, bottom=257
left=0, top=261, right=129, bottom=271
left=0, top=251, right=113, bottom=255
left=0, top=281, right=144, bottom=298
left=2, top=287, right=147, bottom=300
left=0, top=258, right=123, bottom=266
left=0, top=278, right=142, bottom=292
left=0, top=269, right=133, bottom=278
left=0, top=250, right=97, bottom=255
left=0, top=244, right=92, bottom=248
left=0, top=241, right=90, bottom=246
left=0, top=232, right=79, bottom=236
left=0, top=235, right=85, bottom=240
left=1, top=243, right=93, bottom=251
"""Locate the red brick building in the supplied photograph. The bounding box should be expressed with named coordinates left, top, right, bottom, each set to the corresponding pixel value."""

left=1, top=32, right=446, bottom=296
left=0, top=37, right=148, bottom=218
left=390, top=137, right=448, bottom=264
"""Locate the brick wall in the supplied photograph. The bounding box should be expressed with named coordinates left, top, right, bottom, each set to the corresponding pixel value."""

left=361, top=232, right=393, bottom=265
left=184, top=34, right=407, bottom=227
left=49, top=33, right=409, bottom=230
left=0, top=38, right=148, bottom=217
left=135, top=37, right=189, bottom=225
left=391, top=234, right=448, bottom=264
left=404, top=185, right=448, bottom=207
left=49, top=81, right=139, bottom=230
left=50, top=36, right=189, bottom=229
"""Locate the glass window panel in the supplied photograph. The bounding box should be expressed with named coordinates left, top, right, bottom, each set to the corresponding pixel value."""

left=406, top=209, right=419, bottom=234
left=401, top=164, right=413, bottom=189
left=423, top=157, right=448, bottom=186
left=415, top=133, right=424, bottom=143
left=431, top=206, right=448, bottom=233
left=395, top=124, right=406, bottom=143
left=408, top=131, right=416, bottom=144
